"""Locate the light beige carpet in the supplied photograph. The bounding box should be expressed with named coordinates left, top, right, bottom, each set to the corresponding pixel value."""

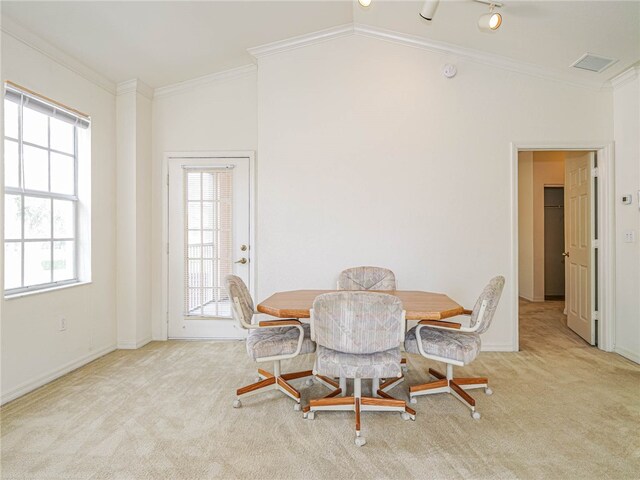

left=1, top=300, right=639, bottom=479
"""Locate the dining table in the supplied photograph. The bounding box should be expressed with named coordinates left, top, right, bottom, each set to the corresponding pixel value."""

left=257, top=289, right=465, bottom=324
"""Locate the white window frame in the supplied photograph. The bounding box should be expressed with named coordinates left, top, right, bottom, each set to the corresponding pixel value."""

left=4, top=89, right=81, bottom=295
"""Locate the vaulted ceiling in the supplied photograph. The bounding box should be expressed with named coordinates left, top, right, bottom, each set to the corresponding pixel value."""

left=2, top=1, right=638, bottom=89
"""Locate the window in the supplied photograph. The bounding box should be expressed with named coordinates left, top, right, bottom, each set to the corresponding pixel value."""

left=4, top=83, right=90, bottom=295
left=184, top=169, right=233, bottom=317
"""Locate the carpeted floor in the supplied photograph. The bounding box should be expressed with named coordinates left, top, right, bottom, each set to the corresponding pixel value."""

left=1, top=300, right=639, bottom=479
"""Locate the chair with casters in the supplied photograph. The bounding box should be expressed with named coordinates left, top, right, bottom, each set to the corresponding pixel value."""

left=337, top=266, right=397, bottom=291
left=225, top=275, right=317, bottom=411
left=303, top=291, right=416, bottom=447
left=338, top=266, right=407, bottom=378
left=404, top=276, right=505, bottom=419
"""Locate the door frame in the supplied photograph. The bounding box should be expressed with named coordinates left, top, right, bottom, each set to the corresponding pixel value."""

left=160, top=151, right=256, bottom=341
left=510, top=142, right=615, bottom=352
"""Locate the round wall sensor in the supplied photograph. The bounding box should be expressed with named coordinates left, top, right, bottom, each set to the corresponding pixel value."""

left=443, top=64, right=457, bottom=79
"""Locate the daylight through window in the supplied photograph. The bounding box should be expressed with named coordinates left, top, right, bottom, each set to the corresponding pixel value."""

left=4, top=83, right=90, bottom=294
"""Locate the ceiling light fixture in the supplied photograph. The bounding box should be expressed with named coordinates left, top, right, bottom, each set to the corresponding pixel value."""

left=358, top=0, right=372, bottom=7
left=477, top=1, right=503, bottom=32
left=419, top=0, right=440, bottom=21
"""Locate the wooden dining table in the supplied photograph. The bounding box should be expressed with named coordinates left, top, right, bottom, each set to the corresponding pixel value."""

left=257, top=289, right=465, bottom=322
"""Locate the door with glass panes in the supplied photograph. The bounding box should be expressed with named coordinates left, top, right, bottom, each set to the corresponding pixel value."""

left=167, top=157, right=250, bottom=338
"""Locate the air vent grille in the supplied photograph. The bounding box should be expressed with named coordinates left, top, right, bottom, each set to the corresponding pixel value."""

left=571, top=53, right=617, bottom=73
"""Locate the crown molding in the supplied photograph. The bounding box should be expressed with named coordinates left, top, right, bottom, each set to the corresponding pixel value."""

left=248, top=22, right=611, bottom=91
left=153, top=64, right=257, bottom=99
left=0, top=16, right=116, bottom=95
left=247, top=23, right=354, bottom=59
left=116, top=78, right=153, bottom=99
left=610, top=65, right=640, bottom=88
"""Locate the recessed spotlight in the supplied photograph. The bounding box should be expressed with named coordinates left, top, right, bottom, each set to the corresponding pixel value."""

left=358, top=0, right=372, bottom=7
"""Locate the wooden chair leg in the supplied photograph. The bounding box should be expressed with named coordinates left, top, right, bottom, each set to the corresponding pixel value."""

left=280, top=370, right=313, bottom=381
left=276, top=377, right=301, bottom=401
left=237, top=376, right=276, bottom=396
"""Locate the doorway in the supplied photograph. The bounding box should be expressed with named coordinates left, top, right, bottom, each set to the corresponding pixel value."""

left=166, top=155, right=253, bottom=339
left=544, top=186, right=565, bottom=300
left=517, top=150, right=596, bottom=346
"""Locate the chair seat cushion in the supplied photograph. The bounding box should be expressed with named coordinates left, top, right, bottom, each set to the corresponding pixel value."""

left=315, top=345, right=402, bottom=379
left=404, top=326, right=480, bottom=364
left=247, top=323, right=315, bottom=361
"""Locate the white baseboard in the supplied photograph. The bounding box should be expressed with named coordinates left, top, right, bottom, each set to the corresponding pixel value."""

left=481, top=343, right=517, bottom=352
left=615, top=346, right=640, bottom=364
left=1, top=344, right=117, bottom=405
left=518, top=294, right=535, bottom=302
left=117, top=336, right=151, bottom=350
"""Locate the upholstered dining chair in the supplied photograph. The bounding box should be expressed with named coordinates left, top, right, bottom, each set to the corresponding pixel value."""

left=303, top=292, right=415, bottom=447
left=404, top=276, right=505, bottom=419
left=225, top=275, right=316, bottom=411
left=337, top=266, right=406, bottom=375
left=337, top=266, right=397, bottom=291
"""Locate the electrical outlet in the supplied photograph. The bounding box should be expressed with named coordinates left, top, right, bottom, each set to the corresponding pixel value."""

left=59, top=317, right=67, bottom=331
left=624, top=231, right=636, bottom=243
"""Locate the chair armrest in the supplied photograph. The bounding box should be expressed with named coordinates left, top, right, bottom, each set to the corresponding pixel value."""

left=258, top=319, right=302, bottom=327
left=418, top=319, right=462, bottom=329
left=462, top=309, right=473, bottom=315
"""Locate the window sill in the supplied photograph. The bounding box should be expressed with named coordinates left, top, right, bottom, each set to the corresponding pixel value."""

left=4, top=280, right=92, bottom=300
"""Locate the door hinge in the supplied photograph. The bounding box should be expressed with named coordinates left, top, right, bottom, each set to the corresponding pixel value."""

left=593, top=311, right=598, bottom=321
left=591, top=167, right=599, bottom=177
left=593, top=239, right=600, bottom=248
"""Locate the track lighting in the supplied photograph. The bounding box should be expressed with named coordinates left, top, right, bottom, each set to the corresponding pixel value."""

left=420, top=0, right=504, bottom=32
left=477, top=2, right=503, bottom=32
left=478, top=7, right=502, bottom=31
left=419, top=0, right=440, bottom=21
left=358, top=0, right=371, bottom=7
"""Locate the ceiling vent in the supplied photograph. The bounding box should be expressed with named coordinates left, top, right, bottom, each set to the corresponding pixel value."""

left=571, top=53, right=617, bottom=73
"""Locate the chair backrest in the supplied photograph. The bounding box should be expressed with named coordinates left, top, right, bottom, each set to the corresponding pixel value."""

left=469, top=276, right=505, bottom=334
left=337, top=266, right=396, bottom=291
left=311, top=292, right=405, bottom=354
left=224, top=274, right=254, bottom=329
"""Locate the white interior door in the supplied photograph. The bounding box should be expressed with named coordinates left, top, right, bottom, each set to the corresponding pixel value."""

left=564, top=152, right=594, bottom=344
left=168, top=157, right=250, bottom=339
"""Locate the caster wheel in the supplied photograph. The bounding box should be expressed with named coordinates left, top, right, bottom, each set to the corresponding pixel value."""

left=293, top=403, right=301, bottom=411
left=409, top=397, right=417, bottom=404
left=233, top=399, right=242, bottom=409
left=472, top=411, right=481, bottom=420
left=355, top=436, right=366, bottom=447
left=485, top=387, right=493, bottom=396
left=304, top=411, right=315, bottom=420
left=401, top=412, right=411, bottom=421
left=305, top=378, right=314, bottom=387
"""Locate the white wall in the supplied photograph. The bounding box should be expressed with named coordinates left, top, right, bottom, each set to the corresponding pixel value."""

left=613, top=69, right=640, bottom=363
left=150, top=71, right=258, bottom=338
left=518, top=151, right=534, bottom=300
left=1, top=32, right=117, bottom=402
left=116, top=83, right=152, bottom=348
left=256, top=35, right=612, bottom=350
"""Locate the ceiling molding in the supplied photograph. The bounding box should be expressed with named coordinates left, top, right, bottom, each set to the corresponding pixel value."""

left=153, top=64, right=257, bottom=99
left=353, top=24, right=609, bottom=90
left=248, top=22, right=612, bottom=91
left=247, top=23, right=354, bottom=59
left=116, top=79, right=154, bottom=99
left=610, top=65, right=640, bottom=88
left=0, top=16, right=116, bottom=95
